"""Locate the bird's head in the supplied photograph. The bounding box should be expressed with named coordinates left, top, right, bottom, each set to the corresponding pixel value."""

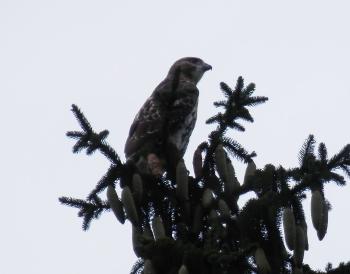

left=168, top=57, right=212, bottom=85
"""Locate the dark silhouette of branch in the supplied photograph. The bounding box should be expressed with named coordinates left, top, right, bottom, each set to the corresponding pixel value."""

left=60, top=77, right=349, bottom=274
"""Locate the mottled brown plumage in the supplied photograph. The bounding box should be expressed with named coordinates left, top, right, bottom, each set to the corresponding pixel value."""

left=124, top=57, right=211, bottom=175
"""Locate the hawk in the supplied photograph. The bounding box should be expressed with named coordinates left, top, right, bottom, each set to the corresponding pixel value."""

left=124, top=57, right=212, bottom=175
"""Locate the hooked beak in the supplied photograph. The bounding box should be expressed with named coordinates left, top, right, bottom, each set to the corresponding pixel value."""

left=202, top=63, right=212, bottom=72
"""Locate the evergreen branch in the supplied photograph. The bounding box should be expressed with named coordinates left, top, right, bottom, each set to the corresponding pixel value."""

left=208, top=76, right=268, bottom=135
left=327, top=172, right=346, bottom=186
left=286, top=167, right=303, bottom=182
left=227, top=121, right=244, bottom=131
left=291, top=195, right=306, bottom=222
left=206, top=113, right=223, bottom=125
left=298, top=135, right=316, bottom=166
left=130, top=259, right=144, bottom=274
left=72, top=136, right=90, bottom=153
left=235, top=108, right=254, bottom=123
left=202, top=76, right=265, bottom=187
left=66, top=131, right=84, bottom=139
left=242, top=96, right=269, bottom=107
left=242, top=82, right=256, bottom=96
left=220, top=82, right=233, bottom=98
left=97, top=141, right=121, bottom=164
left=339, top=164, right=350, bottom=178
left=87, top=164, right=122, bottom=200
left=81, top=211, right=94, bottom=231
left=61, top=75, right=350, bottom=273
left=213, top=100, right=227, bottom=108
left=59, top=196, right=109, bottom=230
left=67, top=104, right=122, bottom=165
left=71, top=104, right=93, bottom=133
left=59, top=196, right=89, bottom=209
left=318, top=142, right=328, bottom=163
left=222, top=137, right=256, bottom=162
left=235, top=76, right=244, bottom=92
left=324, top=262, right=350, bottom=274
left=328, top=144, right=350, bottom=169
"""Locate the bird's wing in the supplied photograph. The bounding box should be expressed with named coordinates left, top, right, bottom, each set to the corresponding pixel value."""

left=167, top=81, right=199, bottom=131
left=124, top=82, right=170, bottom=159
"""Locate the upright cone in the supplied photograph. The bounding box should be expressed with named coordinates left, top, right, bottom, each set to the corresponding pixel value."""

left=301, top=220, right=309, bottom=250
left=243, top=161, right=256, bottom=186
left=214, top=144, right=228, bottom=181
left=202, top=188, right=214, bottom=209
left=311, top=190, right=324, bottom=232
left=218, top=199, right=230, bottom=219
left=282, top=206, right=296, bottom=250
left=152, top=216, right=166, bottom=240
left=193, top=148, right=203, bottom=178
left=106, top=185, right=126, bottom=224
left=317, top=200, right=329, bottom=240
left=191, top=205, right=203, bottom=235
left=208, top=209, right=219, bottom=225
left=121, top=186, right=139, bottom=226
left=255, top=247, right=271, bottom=274
left=176, top=161, right=189, bottom=202
left=225, top=159, right=240, bottom=199
left=143, top=225, right=154, bottom=241
left=178, top=264, right=189, bottom=274
left=132, top=173, right=143, bottom=204
left=293, top=225, right=306, bottom=267
left=132, top=225, right=143, bottom=257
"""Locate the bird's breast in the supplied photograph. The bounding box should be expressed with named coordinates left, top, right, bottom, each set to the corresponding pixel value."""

left=167, top=105, right=198, bottom=157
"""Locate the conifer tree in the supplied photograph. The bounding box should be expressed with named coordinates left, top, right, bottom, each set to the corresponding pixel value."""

left=60, top=76, right=350, bottom=274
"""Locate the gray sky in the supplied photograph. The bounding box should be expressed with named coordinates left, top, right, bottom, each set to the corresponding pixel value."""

left=1, top=1, right=349, bottom=274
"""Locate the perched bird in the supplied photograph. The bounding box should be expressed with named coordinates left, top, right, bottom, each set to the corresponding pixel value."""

left=124, top=57, right=212, bottom=176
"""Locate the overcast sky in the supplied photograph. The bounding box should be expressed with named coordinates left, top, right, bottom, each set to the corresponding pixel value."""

left=1, top=1, right=349, bottom=274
